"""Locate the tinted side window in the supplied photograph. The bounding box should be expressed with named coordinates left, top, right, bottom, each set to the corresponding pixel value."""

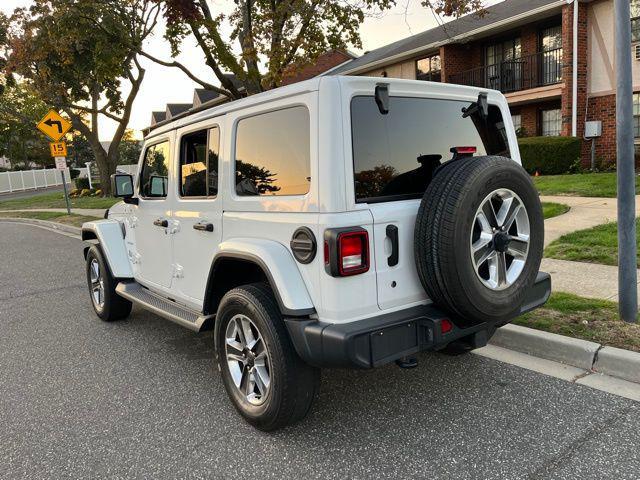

left=235, top=106, right=310, bottom=196
left=179, top=127, right=220, bottom=198
left=351, top=96, right=509, bottom=203
left=139, top=141, right=170, bottom=198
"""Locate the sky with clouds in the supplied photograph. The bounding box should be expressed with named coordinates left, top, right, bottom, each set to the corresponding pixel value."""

left=1, top=0, right=487, bottom=140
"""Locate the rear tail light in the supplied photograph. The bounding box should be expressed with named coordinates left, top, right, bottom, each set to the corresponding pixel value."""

left=324, top=227, right=370, bottom=277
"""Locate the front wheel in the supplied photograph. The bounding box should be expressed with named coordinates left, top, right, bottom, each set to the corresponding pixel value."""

left=215, top=283, right=320, bottom=431
left=85, top=245, right=132, bottom=322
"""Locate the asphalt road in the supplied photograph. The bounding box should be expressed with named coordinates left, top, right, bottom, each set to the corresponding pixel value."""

left=1, top=222, right=640, bottom=479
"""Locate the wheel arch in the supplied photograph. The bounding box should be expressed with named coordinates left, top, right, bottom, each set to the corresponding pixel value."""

left=81, top=220, right=133, bottom=279
left=204, top=240, right=316, bottom=318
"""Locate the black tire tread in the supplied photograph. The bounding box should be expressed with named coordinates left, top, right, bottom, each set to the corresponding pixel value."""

left=216, top=283, right=320, bottom=431
left=86, top=245, right=132, bottom=322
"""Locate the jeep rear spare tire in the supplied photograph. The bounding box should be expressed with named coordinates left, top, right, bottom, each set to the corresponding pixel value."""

left=414, top=156, right=544, bottom=327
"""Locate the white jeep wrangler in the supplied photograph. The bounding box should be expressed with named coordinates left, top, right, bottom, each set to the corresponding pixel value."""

left=82, top=76, right=550, bottom=431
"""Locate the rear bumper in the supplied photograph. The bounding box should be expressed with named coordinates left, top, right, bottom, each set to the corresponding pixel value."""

left=285, top=271, right=551, bottom=369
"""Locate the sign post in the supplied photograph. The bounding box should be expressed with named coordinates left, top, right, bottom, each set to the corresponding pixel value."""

left=35, top=109, right=74, bottom=216
left=614, top=0, right=638, bottom=322
left=55, top=156, right=72, bottom=215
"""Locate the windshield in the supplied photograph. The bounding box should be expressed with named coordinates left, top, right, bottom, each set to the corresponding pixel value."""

left=351, top=95, right=510, bottom=203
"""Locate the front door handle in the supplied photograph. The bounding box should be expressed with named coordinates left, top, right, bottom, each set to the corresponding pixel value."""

left=153, top=218, right=168, bottom=228
left=193, top=222, right=214, bottom=232
left=386, top=225, right=399, bottom=267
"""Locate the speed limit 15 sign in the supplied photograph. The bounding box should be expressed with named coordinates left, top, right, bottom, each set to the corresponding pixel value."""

left=49, top=142, right=68, bottom=157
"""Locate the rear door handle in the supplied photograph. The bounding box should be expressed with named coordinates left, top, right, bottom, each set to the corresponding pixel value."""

left=386, top=225, right=399, bottom=267
left=193, top=222, right=214, bottom=232
left=153, top=218, right=168, bottom=228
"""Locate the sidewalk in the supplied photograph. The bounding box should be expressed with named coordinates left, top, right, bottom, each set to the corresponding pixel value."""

left=540, top=195, right=640, bottom=247
left=540, top=195, right=640, bottom=302
left=0, top=207, right=105, bottom=217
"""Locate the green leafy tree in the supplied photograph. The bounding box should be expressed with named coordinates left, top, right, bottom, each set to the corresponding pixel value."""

left=4, top=0, right=158, bottom=193
left=0, top=82, right=51, bottom=168
left=68, top=132, right=96, bottom=168
left=142, top=0, right=484, bottom=98
left=118, top=129, right=143, bottom=165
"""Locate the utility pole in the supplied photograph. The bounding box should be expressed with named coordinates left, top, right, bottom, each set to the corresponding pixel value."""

left=615, top=0, right=638, bottom=322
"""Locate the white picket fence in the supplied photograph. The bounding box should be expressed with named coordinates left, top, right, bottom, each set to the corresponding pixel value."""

left=0, top=168, right=72, bottom=194
left=0, top=164, right=139, bottom=194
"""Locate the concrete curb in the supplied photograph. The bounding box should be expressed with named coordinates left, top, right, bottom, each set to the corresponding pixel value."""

left=490, top=324, right=640, bottom=385
left=0, top=217, right=81, bottom=236
left=490, top=324, right=600, bottom=371
left=594, top=346, right=640, bottom=384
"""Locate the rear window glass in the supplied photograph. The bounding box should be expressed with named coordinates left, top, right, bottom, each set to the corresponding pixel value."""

left=351, top=96, right=510, bottom=203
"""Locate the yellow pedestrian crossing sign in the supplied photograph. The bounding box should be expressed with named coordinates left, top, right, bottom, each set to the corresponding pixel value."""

left=37, top=110, right=72, bottom=141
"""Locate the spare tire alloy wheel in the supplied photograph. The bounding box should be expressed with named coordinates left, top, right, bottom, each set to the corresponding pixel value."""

left=225, top=314, right=272, bottom=406
left=414, top=156, right=544, bottom=327
left=471, top=188, right=530, bottom=291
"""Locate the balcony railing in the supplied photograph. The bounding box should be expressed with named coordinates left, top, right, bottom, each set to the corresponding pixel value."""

left=448, top=48, right=563, bottom=93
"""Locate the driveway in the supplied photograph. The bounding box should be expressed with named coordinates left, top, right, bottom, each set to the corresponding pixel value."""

left=1, top=222, right=639, bottom=479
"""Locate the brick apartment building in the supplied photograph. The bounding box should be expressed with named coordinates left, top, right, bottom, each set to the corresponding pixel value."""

left=329, top=0, right=640, bottom=168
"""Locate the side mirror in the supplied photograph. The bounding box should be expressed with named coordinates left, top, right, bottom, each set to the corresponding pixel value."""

left=111, top=174, right=134, bottom=198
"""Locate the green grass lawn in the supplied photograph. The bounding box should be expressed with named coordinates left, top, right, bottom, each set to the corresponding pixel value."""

left=542, top=202, right=569, bottom=219
left=515, top=292, right=640, bottom=352
left=544, top=221, right=640, bottom=267
left=0, top=191, right=118, bottom=210
left=534, top=172, right=640, bottom=198
left=0, top=211, right=100, bottom=228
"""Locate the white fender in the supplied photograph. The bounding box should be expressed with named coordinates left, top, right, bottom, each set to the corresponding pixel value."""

left=215, top=238, right=315, bottom=315
left=82, top=220, right=133, bottom=279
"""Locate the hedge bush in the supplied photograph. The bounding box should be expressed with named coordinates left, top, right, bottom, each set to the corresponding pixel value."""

left=517, top=136, right=582, bottom=175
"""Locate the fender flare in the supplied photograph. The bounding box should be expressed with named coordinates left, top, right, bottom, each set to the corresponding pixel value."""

left=81, top=220, right=133, bottom=279
left=208, top=238, right=315, bottom=317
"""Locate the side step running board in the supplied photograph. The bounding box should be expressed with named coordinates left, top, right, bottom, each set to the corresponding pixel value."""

left=115, top=282, right=213, bottom=332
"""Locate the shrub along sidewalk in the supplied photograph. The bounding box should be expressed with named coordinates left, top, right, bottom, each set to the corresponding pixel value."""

left=515, top=292, right=640, bottom=352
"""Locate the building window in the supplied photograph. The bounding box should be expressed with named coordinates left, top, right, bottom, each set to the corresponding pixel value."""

left=633, top=93, right=640, bottom=137
left=416, top=55, right=441, bottom=82
left=540, top=25, right=563, bottom=85
left=541, top=109, right=562, bottom=136
left=632, top=0, right=640, bottom=42
left=485, top=38, right=521, bottom=91
left=511, top=114, right=522, bottom=132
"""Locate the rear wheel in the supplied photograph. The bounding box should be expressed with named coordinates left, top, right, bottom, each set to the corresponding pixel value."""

left=215, top=283, right=320, bottom=431
left=85, top=245, right=132, bottom=321
left=414, top=156, right=544, bottom=326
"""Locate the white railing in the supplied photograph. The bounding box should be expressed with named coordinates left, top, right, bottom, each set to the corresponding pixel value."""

left=0, top=168, right=71, bottom=194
